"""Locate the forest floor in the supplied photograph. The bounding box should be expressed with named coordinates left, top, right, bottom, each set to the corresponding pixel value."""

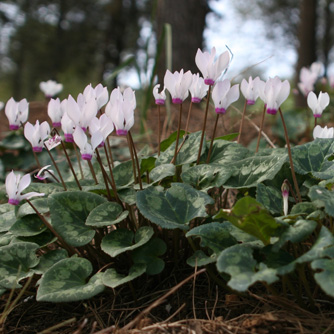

left=1, top=101, right=334, bottom=333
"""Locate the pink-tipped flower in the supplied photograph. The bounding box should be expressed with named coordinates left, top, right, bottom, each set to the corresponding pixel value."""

left=5, top=98, right=29, bottom=130
left=89, top=114, right=114, bottom=147
left=105, top=87, right=135, bottom=136
left=66, top=94, right=98, bottom=131
left=189, top=73, right=208, bottom=103
left=281, top=181, right=289, bottom=216
left=40, top=80, right=63, bottom=98
left=240, top=76, right=264, bottom=105
left=34, top=165, right=55, bottom=181
left=73, top=126, right=103, bottom=160
left=195, top=47, right=230, bottom=85
left=259, top=77, right=290, bottom=115
left=307, top=91, right=330, bottom=118
left=153, top=84, right=166, bottom=105
left=47, top=98, right=64, bottom=127
left=44, top=134, right=62, bottom=150
left=164, top=69, right=192, bottom=104
left=24, top=120, right=50, bottom=152
left=313, top=125, right=334, bottom=139
left=212, top=79, right=240, bottom=114
left=61, top=110, right=75, bottom=142
left=6, top=171, right=44, bottom=205
left=298, top=62, right=323, bottom=96
left=83, top=83, right=109, bottom=110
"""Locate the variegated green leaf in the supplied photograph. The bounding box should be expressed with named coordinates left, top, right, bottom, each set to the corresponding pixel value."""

left=102, top=264, right=146, bottom=288
left=101, top=226, right=154, bottom=257
left=36, top=257, right=105, bottom=302
left=137, top=183, right=214, bottom=230
left=10, top=214, right=46, bottom=237
left=86, top=202, right=128, bottom=227
left=49, top=191, right=106, bottom=247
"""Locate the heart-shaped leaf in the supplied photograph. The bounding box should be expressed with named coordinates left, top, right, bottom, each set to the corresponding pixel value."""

left=86, top=202, right=128, bottom=227
left=131, top=238, right=167, bottom=275
left=0, top=242, right=39, bottom=288
left=137, top=183, right=214, bottom=230
left=36, top=257, right=105, bottom=302
left=16, top=198, right=49, bottom=218
left=256, top=183, right=283, bottom=215
left=112, top=160, right=134, bottom=189
left=187, top=250, right=217, bottom=267
left=181, top=164, right=231, bottom=190
left=216, top=244, right=278, bottom=291
left=10, top=214, right=46, bottom=237
left=308, top=185, right=334, bottom=216
left=186, top=222, right=237, bottom=254
left=156, top=131, right=203, bottom=166
left=102, top=264, right=146, bottom=288
left=311, top=258, right=334, bottom=297
left=149, top=164, right=176, bottom=183
left=292, top=138, right=334, bottom=179
left=33, top=249, right=68, bottom=275
left=0, top=210, right=16, bottom=233
left=49, top=191, right=106, bottom=247
left=214, top=197, right=278, bottom=245
left=101, top=226, right=154, bottom=257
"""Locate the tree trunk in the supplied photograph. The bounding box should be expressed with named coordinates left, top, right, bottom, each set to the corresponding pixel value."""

left=295, top=0, right=318, bottom=106
left=155, top=0, right=209, bottom=83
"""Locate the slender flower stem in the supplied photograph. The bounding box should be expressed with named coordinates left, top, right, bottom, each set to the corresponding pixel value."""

left=103, top=144, right=114, bottom=182
left=43, top=144, right=67, bottom=191
left=95, top=150, right=112, bottom=200
left=185, top=101, right=193, bottom=133
left=314, top=117, right=317, bottom=128
left=206, top=113, right=220, bottom=163
left=32, top=150, right=41, bottom=169
left=129, top=131, right=143, bottom=190
left=158, top=105, right=161, bottom=156
left=87, top=160, right=98, bottom=184
left=197, top=85, right=212, bottom=164
left=127, top=133, right=137, bottom=185
left=72, top=142, right=84, bottom=179
left=173, top=103, right=183, bottom=165
left=170, top=135, right=189, bottom=164
left=54, top=129, right=82, bottom=190
left=255, top=104, right=266, bottom=153
left=279, top=108, right=302, bottom=202
left=95, top=149, right=121, bottom=204
left=26, top=198, right=78, bottom=256
left=106, top=137, right=114, bottom=168
left=237, top=100, right=248, bottom=143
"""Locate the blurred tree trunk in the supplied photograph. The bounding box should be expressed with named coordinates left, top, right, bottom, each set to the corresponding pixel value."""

left=322, top=0, right=333, bottom=76
left=295, top=0, right=318, bottom=106
left=155, top=0, right=209, bottom=83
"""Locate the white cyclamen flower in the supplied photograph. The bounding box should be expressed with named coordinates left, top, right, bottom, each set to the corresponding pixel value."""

left=189, top=73, right=208, bottom=103
left=89, top=114, right=114, bottom=147
left=259, top=76, right=290, bottom=115
left=164, top=69, right=193, bottom=104
left=5, top=98, right=29, bottom=130
left=297, top=62, right=323, bottom=96
left=66, top=94, right=98, bottom=131
left=240, top=76, right=264, bottom=105
left=40, top=80, right=63, bottom=98
left=195, top=47, right=230, bottom=85
left=83, top=83, right=109, bottom=110
left=212, top=79, right=240, bottom=114
left=6, top=171, right=44, bottom=205
left=48, top=98, right=64, bottom=127
left=313, top=125, right=334, bottom=139
left=73, top=126, right=103, bottom=160
left=61, top=111, right=75, bottom=142
left=24, top=120, right=51, bottom=152
left=34, top=165, right=55, bottom=181
left=105, top=87, right=136, bottom=135
left=307, top=91, right=330, bottom=118
left=153, top=84, right=166, bottom=105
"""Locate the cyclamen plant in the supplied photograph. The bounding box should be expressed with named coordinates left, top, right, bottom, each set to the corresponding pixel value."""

left=1, top=52, right=334, bottom=312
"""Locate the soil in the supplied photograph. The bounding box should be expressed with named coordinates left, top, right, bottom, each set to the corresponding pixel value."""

left=1, top=100, right=333, bottom=334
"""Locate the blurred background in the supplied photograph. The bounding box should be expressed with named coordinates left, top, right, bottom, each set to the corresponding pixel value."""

left=0, top=0, right=331, bottom=101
